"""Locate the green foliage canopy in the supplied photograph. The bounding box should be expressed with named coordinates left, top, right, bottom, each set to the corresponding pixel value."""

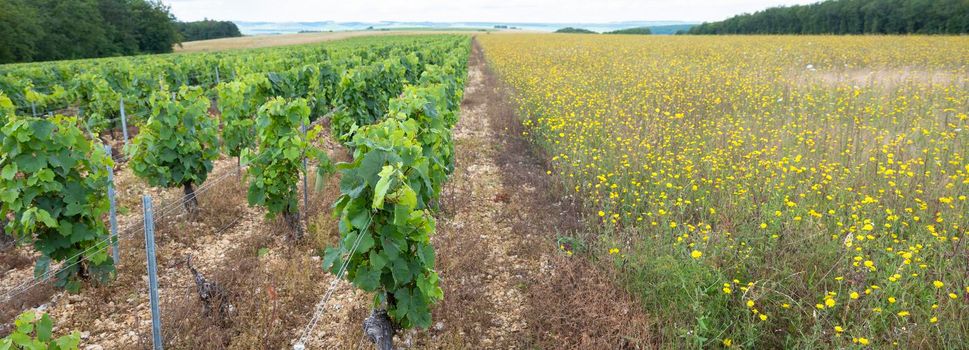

left=177, top=19, right=242, bottom=42
left=245, top=97, right=333, bottom=220
left=127, top=86, right=219, bottom=191
left=0, top=114, right=114, bottom=290
left=688, top=0, right=969, bottom=34
left=0, top=0, right=180, bottom=64
left=217, top=75, right=269, bottom=158
left=555, top=27, right=597, bottom=34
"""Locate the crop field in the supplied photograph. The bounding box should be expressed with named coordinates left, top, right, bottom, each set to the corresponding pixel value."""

left=479, top=34, right=968, bottom=348
left=0, top=34, right=476, bottom=348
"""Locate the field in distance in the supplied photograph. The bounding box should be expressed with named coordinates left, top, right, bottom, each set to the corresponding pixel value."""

left=174, top=28, right=525, bottom=53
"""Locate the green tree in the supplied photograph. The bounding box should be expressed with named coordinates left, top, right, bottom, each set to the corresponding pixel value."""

left=555, top=27, right=597, bottom=33
left=34, top=0, right=113, bottom=61
left=606, top=27, right=653, bottom=35
left=0, top=0, right=181, bottom=63
left=0, top=0, right=43, bottom=64
left=688, top=0, right=969, bottom=34
left=131, top=0, right=181, bottom=53
left=98, top=0, right=141, bottom=55
left=178, top=19, right=243, bottom=41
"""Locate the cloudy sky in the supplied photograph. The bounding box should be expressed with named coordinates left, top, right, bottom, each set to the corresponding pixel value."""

left=162, top=0, right=820, bottom=23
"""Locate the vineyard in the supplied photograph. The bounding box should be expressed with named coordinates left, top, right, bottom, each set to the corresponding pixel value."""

left=479, top=34, right=968, bottom=348
left=1, top=34, right=473, bottom=348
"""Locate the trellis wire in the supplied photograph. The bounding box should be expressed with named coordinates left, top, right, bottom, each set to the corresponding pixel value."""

left=0, top=148, right=271, bottom=304
left=293, top=215, right=373, bottom=350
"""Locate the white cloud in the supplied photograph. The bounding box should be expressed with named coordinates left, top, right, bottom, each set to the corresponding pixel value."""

left=162, top=0, right=820, bottom=23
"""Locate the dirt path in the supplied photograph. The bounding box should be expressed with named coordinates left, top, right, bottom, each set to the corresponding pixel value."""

left=426, top=38, right=534, bottom=348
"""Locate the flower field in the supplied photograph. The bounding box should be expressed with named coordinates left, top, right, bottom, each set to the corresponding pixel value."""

left=479, top=34, right=968, bottom=348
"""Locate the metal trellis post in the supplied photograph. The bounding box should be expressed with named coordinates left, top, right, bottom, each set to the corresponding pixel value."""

left=106, top=145, right=119, bottom=265
left=120, top=98, right=129, bottom=147
left=301, top=122, right=309, bottom=215
left=142, top=195, right=163, bottom=350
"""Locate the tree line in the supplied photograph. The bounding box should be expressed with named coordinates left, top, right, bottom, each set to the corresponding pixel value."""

left=0, top=0, right=180, bottom=64
left=178, top=19, right=242, bottom=42
left=554, top=27, right=653, bottom=35
left=688, top=0, right=969, bottom=35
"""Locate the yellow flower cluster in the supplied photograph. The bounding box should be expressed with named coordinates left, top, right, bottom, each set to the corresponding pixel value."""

left=480, top=34, right=968, bottom=346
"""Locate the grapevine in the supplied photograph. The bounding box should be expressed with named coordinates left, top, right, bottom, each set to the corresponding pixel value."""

left=70, top=73, right=121, bottom=135
left=330, top=59, right=406, bottom=143
left=127, top=86, right=219, bottom=216
left=324, top=38, right=470, bottom=332
left=324, top=115, right=444, bottom=329
left=245, top=97, right=333, bottom=240
left=0, top=114, right=114, bottom=290
left=0, top=311, right=81, bottom=350
left=217, top=74, right=269, bottom=160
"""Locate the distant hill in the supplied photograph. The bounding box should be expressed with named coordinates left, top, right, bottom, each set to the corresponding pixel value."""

left=648, top=24, right=695, bottom=35
left=555, top=27, right=597, bottom=34
left=689, top=0, right=969, bottom=34
left=233, top=21, right=698, bottom=35
left=605, top=27, right=652, bottom=35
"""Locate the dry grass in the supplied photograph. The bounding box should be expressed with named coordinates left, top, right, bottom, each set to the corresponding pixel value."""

left=146, top=172, right=347, bottom=349
left=0, top=243, right=40, bottom=330
left=150, top=129, right=352, bottom=349
left=0, top=285, right=55, bottom=337
left=157, top=235, right=326, bottom=349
